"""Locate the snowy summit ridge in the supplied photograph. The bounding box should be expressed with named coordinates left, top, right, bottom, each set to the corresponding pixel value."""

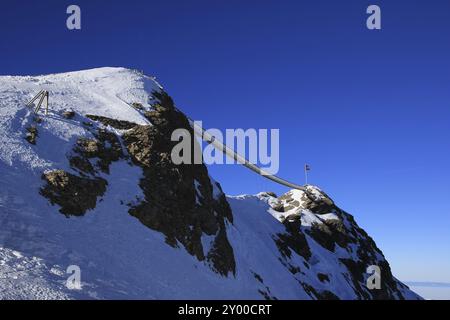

left=0, top=67, right=421, bottom=300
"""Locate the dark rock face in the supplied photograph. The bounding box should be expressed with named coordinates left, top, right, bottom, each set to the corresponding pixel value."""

left=317, top=273, right=330, bottom=283
left=85, top=114, right=138, bottom=130
left=336, top=211, right=409, bottom=300
left=39, top=91, right=236, bottom=276
left=131, top=102, right=144, bottom=110
left=264, top=191, right=278, bottom=198
left=274, top=220, right=311, bottom=262
left=69, top=156, right=94, bottom=175
left=316, top=290, right=340, bottom=300
left=72, top=129, right=124, bottom=174
left=271, top=202, right=285, bottom=213
left=25, top=126, right=38, bottom=145
left=273, top=220, right=312, bottom=295
left=307, top=218, right=353, bottom=252
left=41, top=116, right=126, bottom=216
left=40, top=170, right=107, bottom=217
left=122, top=91, right=236, bottom=276
left=24, top=116, right=44, bottom=145
left=300, top=282, right=340, bottom=300
left=121, top=125, right=154, bottom=167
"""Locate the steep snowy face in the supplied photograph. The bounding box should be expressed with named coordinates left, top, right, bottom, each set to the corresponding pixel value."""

left=0, top=68, right=420, bottom=299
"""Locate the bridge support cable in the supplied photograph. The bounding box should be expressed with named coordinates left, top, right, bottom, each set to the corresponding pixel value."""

left=189, top=120, right=305, bottom=191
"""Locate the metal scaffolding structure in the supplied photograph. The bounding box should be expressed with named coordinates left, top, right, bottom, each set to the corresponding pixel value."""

left=26, top=90, right=49, bottom=115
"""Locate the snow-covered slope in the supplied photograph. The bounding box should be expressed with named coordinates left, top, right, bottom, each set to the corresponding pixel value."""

left=0, top=67, right=156, bottom=172
left=0, top=67, right=421, bottom=300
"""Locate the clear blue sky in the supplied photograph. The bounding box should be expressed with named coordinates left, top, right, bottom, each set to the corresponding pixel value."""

left=1, top=0, right=449, bottom=284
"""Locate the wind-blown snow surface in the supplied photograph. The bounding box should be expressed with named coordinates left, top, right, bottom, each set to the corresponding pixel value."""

left=0, top=68, right=420, bottom=299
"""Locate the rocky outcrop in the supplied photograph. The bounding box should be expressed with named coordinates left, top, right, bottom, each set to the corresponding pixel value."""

left=274, top=220, right=311, bottom=262
left=41, top=116, right=126, bottom=215
left=85, top=114, right=138, bottom=130
left=264, top=187, right=414, bottom=300
left=40, top=170, right=107, bottom=216
left=123, top=91, right=236, bottom=276
left=278, top=187, right=336, bottom=215
left=308, top=219, right=352, bottom=252
left=25, top=126, right=38, bottom=145
left=72, top=129, right=124, bottom=174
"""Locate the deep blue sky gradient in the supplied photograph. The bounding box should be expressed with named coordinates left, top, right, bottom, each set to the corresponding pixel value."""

left=1, top=0, right=449, bottom=283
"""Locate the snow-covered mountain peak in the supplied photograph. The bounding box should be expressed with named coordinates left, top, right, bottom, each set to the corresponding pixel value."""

left=0, top=68, right=421, bottom=300
left=0, top=67, right=162, bottom=172
left=0, top=67, right=160, bottom=123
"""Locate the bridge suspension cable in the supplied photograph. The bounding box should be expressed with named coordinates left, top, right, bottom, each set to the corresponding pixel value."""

left=187, top=119, right=306, bottom=191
